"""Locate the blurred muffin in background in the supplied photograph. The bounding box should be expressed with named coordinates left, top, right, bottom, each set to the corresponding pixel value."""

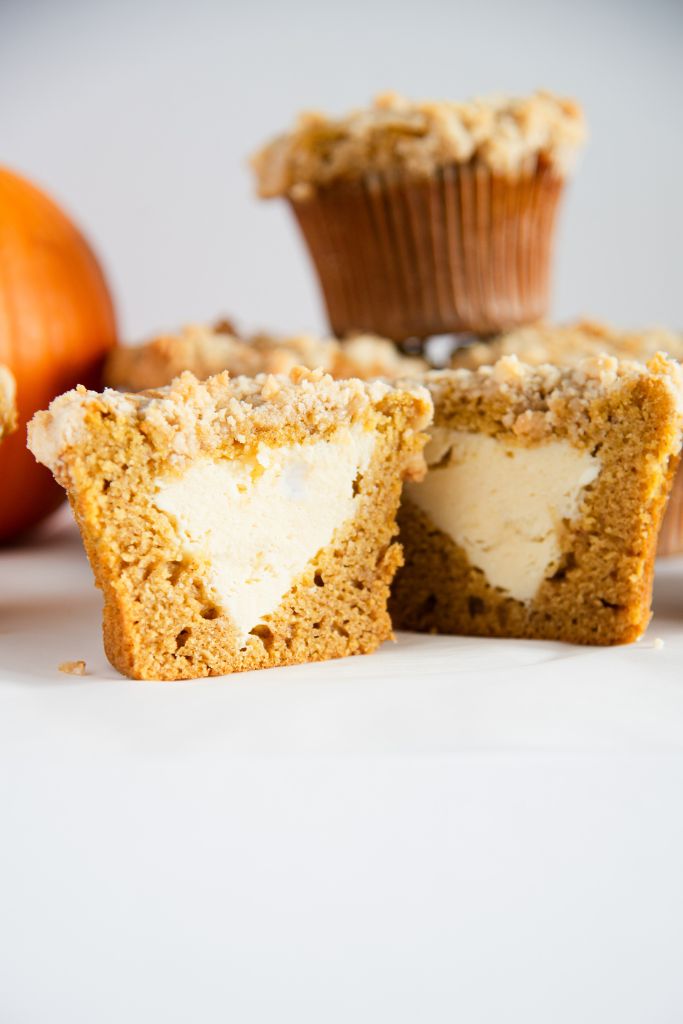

left=252, top=91, right=586, bottom=343
left=451, top=319, right=683, bottom=370
left=105, top=320, right=428, bottom=392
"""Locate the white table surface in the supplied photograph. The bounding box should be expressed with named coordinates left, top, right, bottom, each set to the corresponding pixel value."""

left=2, top=510, right=683, bottom=1022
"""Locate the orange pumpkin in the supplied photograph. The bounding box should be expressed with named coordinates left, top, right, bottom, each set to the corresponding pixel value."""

left=0, top=168, right=117, bottom=541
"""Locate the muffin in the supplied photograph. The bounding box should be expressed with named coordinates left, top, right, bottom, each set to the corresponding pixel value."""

left=105, top=322, right=429, bottom=392
left=28, top=369, right=431, bottom=680
left=252, top=91, right=586, bottom=342
left=452, top=319, right=683, bottom=556
left=391, top=355, right=683, bottom=645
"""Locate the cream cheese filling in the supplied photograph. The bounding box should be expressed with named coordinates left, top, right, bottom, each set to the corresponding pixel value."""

left=406, top=428, right=601, bottom=602
left=153, top=425, right=376, bottom=642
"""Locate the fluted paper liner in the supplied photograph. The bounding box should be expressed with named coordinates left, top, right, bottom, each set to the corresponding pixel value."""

left=659, top=468, right=683, bottom=556
left=291, top=162, right=565, bottom=342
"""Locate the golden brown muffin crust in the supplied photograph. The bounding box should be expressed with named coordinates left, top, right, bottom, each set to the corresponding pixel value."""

left=105, top=323, right=428, bottom=393
left=253, top=90, right=586, bottom=198
left=452, top=319, right=683, bottom=371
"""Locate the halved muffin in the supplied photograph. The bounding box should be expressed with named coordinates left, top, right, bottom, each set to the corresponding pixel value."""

left=29, top=368, right=431, bottom=679
left=391, top=355, right=683, bottom=644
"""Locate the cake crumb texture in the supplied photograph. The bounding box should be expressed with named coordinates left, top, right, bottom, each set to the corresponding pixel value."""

left=391, top=356, right=683, bottom=645
left=451, top=320, right=683, bottom=557
left=30, top=369, right=432, bottom=680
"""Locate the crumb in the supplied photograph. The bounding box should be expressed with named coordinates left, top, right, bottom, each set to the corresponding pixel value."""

left=59, top=660, right=87, bottom=675
left=653, top=637, right=665, bottom=650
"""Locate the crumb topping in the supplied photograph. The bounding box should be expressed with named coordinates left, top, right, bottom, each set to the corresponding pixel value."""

left=252, top=90, right=586, bottom=198
left=452, top=319, right=683, bottom=371
left=28, top=367, right=433, bottom=479
left=105, top=322, right=428, bottom=392
left=403, top=354, right=683, bottom=445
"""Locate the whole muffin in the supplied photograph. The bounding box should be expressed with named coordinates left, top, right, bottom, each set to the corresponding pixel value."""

left=252, top=91, right=586, bottom=342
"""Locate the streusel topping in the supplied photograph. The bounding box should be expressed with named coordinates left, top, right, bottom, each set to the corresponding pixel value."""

left=105, top=322, right=428, bottom=392
left=452, top=320, right=683, bottom=371
left=29, top=368, right=433, bottom=481
left=252, top=90, right=586, bottom=198
left=402, top=354, right=683, bottom=446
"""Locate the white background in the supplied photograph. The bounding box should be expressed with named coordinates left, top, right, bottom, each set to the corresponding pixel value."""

left=2, top=2, right=683, bottom=1021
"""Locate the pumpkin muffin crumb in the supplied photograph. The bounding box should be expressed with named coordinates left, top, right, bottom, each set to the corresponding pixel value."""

left=59, top=660, right=87, bottom=676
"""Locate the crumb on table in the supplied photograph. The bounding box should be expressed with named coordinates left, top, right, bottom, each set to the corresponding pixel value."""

left=59, top=660, right=87, bottom=676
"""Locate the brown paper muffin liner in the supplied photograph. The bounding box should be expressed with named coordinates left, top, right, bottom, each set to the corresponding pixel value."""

left=658, top=465, right=683, bottom=556
left=290, top=161, right=565, bottom=342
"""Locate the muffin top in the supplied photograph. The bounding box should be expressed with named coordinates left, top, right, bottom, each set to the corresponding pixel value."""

left=29, top=367, right=433, bottom=481
left=252, top=90, right=586, bottom=198
left=105, top=322, right=428, bottom=393
left=451, top=320, right=683, bottom=371
left=401, top=352, right=683, bottom=446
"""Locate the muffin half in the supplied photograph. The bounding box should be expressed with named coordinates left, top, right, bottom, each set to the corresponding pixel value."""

left=29, top=368, right=431, bottom=680
left=391, top=355, right=683, bottom=644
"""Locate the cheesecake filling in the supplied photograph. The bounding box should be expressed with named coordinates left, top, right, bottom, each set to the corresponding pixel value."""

left=154, top=425, right=376, bottom=641
left=406, top=428, right=601, bottom=602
